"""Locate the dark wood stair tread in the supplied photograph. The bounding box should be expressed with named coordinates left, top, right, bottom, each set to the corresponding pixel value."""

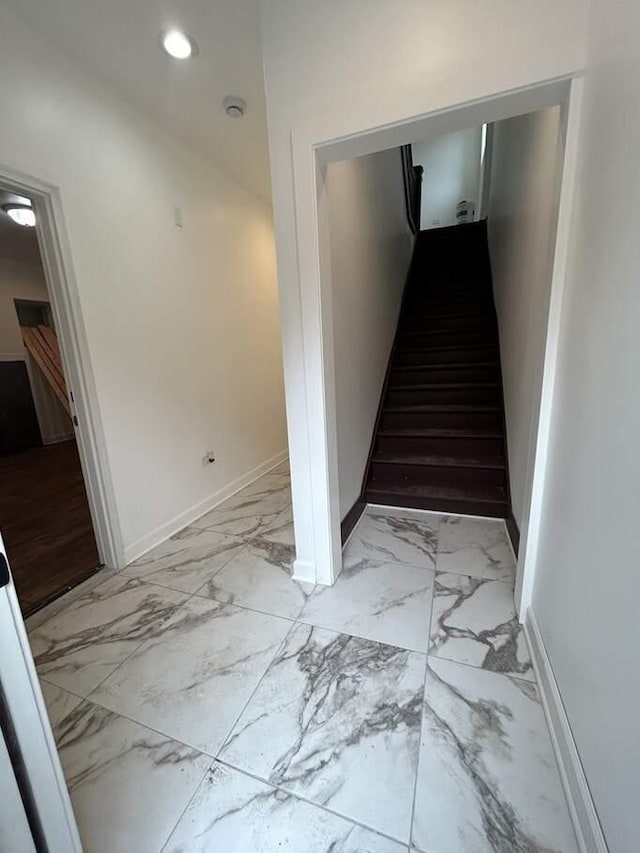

left=383, top=403, right=501, bottom=413
left=396, top=342, right=499, bottom=353
left=372, top=452, right=505, bottom=469
left=366, top=480, right=507, bottom=501
left=388, top=381, right=499, bottom=392
left=365, top=481, right=509, bottom=517
left=399, top=326, right=494, bottom=337
left=378, top=426, right=503, bottom=438
left=393, top=361, right=499, bottom=371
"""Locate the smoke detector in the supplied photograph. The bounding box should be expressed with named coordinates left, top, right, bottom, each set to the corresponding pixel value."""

left=223, top=96, right=247, bottom=118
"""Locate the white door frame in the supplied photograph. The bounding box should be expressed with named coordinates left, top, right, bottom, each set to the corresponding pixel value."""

left=0, top=537, right=82, bottom=851
left=286, top=74, right=583, bottom=611
left=0, top=165, right=123, bottom=570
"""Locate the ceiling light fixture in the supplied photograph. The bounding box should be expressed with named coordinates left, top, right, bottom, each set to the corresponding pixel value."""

left=2, top=204, right=36, bottom=228
left=223, top=96, right=247, bottom=118
left=161, top=29, right=197, bottom=59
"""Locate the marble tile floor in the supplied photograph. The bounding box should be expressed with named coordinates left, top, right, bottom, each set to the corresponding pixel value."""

left=27, top=464, right=578, bottom=852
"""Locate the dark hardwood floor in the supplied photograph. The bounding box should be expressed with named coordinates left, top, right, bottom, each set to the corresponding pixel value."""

left=0, top=440, right=101, bottom=615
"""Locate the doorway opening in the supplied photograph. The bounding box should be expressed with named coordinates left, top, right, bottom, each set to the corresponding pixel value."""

left=287, top=75, right=583, bottom=614
left=0, top=176, right=120, bottom=614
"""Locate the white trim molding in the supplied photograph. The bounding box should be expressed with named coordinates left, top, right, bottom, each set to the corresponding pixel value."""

left=123, top=450, right=289, bottom=565
left=515, top=75, right=585, bottom=613
left=0, top=539, right=82, bottom=851
left=42, top=432, right=76, bottom=446
left=524, top=608, right=609, bottom=853
left=291, top=558, right=316, bottom=585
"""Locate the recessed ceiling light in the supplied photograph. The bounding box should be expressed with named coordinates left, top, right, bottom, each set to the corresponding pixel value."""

left=161, top=29, right=197, bottom=59
left=2, top=204, right=36, bottom=228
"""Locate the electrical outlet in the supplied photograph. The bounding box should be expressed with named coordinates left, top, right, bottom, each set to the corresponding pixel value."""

left=432, top=218, right=441, bottom=226
left=202, top=451, right=215, bottom=466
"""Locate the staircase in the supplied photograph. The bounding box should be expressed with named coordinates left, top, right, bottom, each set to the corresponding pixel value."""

left=21, top=324, right=71, bottom=417
left=363, top=221, right=510, bottom=519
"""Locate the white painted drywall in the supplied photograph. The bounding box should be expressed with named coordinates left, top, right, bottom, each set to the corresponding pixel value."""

left=412, top=127, right=482, bottom=228
left=0, top=257, right=48, bottom=358
left=531, top=1, right=640, bottom=848
left=0, top=8, right=286, bottom=558
left=327, top=150, right=412, bottom=518
left=259, top=0, right=588, bottom=579
left=486, top=107, right=562, bottom=525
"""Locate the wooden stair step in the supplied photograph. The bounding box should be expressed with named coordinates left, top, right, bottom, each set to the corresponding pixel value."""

left=388, top=382, right=499, bottom=392
left=394, top=348, right=499, bottom=366
left=383, top=403, right=501, bottom=413
left=378, top=425, right=503, bottom=438
left=381, top=403, right=503, bottom=430
left=386, top=384, right=500, bottom=406
left=365, top=481, right=509, bottom=518
left=398, top=329, right=495, bottom=343
left=392, top=361, right=499, bottom=371
left=372, top=451, right=505, bottom=469
left=390, top=363, right=500, bottom=384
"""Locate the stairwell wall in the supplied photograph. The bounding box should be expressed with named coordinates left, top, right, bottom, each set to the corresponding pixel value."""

left=326, top=151, right=413, bottom=518
left=412, top=127, right=483, bottom=229
left=531, top=0, right=640, bottom=846
left=486, top=106, right=563, bottom=526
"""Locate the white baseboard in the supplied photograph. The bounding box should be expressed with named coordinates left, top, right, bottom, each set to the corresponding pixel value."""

left=123, top=450, right=289, bottom=566
left=42, top=432, right=75, bottom=445
left=292, top=557, right=316, bottom=585
left=524, top=608, right=608, bottom=853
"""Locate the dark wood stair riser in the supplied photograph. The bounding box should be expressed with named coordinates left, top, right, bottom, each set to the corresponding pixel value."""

left=407, top=286, right=492, bottom=302
left=400, top=315, right=496, bottom=334
left=365, top=489, right=508, bottom=518
left=394, top=345, right=499, bottom=366
left=403, top=303, right=493, bottom=320
left=397, top=329, right=496, bottom=348
left=386, top=385, right=501, bottom=407
left=370, top=462, right=506, bottom=489
left=390, top=364, right=500, bottom=384
left=376, top=433, right=505, bottom=458
left=381, top=408, right=503, bottom=430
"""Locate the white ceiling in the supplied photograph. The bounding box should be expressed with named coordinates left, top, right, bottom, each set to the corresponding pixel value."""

left=9, top=0, right=271, bottom=201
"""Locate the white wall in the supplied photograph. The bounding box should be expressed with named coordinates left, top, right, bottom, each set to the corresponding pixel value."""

left=259, top=0, right=588, bottom=580
left=413, top=127, right=482, bottom=228
left=0, top=7, right=286, bottom=561
left=0, top=257, right=48, bottom=358
left=531, top=1, right=640, bottom=848
left=487, top=107, right=562, bottom=525
left=327, top=150, right=412, bottom=518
